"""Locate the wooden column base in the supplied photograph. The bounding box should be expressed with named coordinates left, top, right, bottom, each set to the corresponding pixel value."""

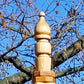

left=35, top=82, right=56, bottom=84
left=32, top=71, right=56, bottom=84
left=35, top=76, right=55, bottom=82
left=34, top=71, right=55, bottom=77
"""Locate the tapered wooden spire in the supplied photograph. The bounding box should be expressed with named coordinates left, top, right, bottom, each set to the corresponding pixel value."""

left=32, top=11, right=56, bottom=84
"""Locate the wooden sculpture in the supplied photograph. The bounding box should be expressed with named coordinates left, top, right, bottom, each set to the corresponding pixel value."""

left=32, top=11, right=56, bottom=84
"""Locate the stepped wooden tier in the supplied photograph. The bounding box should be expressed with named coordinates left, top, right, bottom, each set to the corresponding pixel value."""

left=32, top=11, right=56, bottom=84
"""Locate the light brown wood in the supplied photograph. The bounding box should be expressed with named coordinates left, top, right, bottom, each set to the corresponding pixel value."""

left=34, top=71, right=55, bottom=77
left=35, top=11, right=50, bottom=41
left=35, top=76, right=54, bottom=82
left=36, top=55, right=51, bottom=71
left=35, top=82, right=56, bottom=84
left=33, top=11, right=56, bottom=84
left=35, top=39, right=51, bottom=55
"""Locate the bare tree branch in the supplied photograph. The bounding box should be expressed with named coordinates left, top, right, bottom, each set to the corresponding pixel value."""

left=0, top=63, right=83, bottom=84
left=51, top=35, right=84, bottom=68
left=0, top=56, right=34, bottom=84
left=75, top=0, right=83, bottom=10
left=55, top=65, right=84, bottom=78
left=0, top=35, right=83, bottom=83
left=0, top=56, right=34, bottom=75
left=0, top=72, right=31, bottom=84
left=0, top=21, right=34, bottom=37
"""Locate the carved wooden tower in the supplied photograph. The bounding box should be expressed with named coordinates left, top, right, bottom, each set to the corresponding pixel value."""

left=33, top=11, right=56, bottom=84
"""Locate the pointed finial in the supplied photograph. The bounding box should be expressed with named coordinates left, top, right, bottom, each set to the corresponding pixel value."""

left=35, top=11, right=50, bottom=40
left=39, top=11, right=45, bottom=17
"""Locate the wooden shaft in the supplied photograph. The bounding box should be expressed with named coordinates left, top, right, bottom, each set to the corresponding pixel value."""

left=33, top=11, right=56, bottom=84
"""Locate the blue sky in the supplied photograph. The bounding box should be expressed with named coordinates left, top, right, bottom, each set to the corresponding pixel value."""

left=0, top=0, right=84, bottom=84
